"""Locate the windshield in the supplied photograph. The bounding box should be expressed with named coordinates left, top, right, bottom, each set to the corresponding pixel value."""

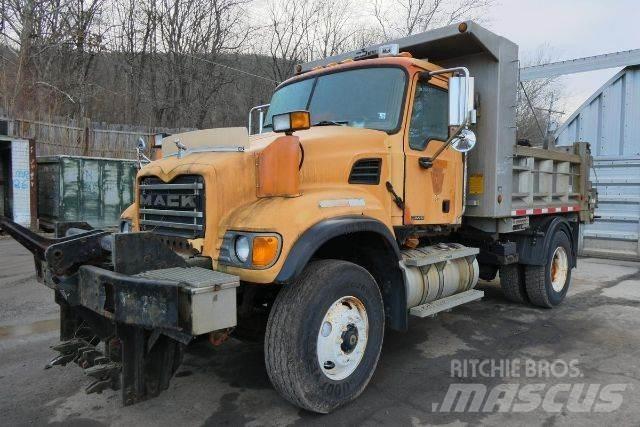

left=263, top=67, right=406, bottom=132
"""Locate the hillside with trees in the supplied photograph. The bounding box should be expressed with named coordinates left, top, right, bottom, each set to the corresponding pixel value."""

left=1, top=0, right=560, bottom=144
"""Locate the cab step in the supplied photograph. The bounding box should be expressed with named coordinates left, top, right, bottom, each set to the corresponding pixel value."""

left=410, top=289, right=484, bottom=318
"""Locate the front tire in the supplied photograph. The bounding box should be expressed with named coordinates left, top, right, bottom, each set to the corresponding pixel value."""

left=525, top=230, right=573, bottom=307
left=264, top=260, right=384, bottom=413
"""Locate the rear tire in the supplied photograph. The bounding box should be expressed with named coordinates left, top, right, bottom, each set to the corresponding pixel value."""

left=499, top=264, right=528, bottom=303
left=264, top=260, right=385, bottom=413
left=525, top=230, right=573, bottom=308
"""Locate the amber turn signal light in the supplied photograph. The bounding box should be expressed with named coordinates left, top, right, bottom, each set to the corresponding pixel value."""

left=252, top=235, right=280, bottom=267
left=272, top=110, right=311, bottom=134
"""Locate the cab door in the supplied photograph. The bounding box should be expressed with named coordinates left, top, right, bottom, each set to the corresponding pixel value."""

left=403, top=75, right=463, bottom=225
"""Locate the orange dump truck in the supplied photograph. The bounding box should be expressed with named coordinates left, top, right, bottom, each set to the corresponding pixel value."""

left=0, top=21, right=595, bottom=413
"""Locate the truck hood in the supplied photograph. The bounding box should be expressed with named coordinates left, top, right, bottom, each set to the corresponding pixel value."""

left=135, top=126, right=390, bottom=257
left=142, top=125, right=390, bottom=182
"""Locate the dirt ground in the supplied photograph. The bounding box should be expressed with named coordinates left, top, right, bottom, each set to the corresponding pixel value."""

left=1, top=236, right=639, bottom=426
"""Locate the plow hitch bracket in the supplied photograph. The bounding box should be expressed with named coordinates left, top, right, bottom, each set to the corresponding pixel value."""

left=0, top=216, right=109, bottom=277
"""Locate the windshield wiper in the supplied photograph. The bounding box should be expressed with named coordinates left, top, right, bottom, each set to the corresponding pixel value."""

left=312, top=120, right=348, bottom=127
left=262, top=123, right=273, bottom=130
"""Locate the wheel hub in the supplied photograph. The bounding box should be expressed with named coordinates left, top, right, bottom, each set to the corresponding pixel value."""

left=340, top=324, right=359, bottom=354
left=551, top=246, right=569, bottom=292
left=317, top=296, right=368, bottom=380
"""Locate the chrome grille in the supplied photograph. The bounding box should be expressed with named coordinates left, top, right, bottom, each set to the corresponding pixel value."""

left=138, top=175, right=205, bottom=238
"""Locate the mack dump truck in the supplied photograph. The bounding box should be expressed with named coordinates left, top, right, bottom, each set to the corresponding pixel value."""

left=0, top=22, right=595, bottom=413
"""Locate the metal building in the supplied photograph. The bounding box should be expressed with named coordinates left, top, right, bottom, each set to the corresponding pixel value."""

left=555, top=66, right=640, bottom=260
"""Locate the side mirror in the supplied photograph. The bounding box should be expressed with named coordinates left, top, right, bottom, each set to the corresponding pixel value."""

left=136, top=137, right=150, bottom=168
left=448, top=76, right=475, bottom=126
left=450, top=129, right=476, bottom=153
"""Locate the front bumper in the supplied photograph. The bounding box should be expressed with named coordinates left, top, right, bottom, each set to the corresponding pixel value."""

left=0, top=217, right=238, bottom=335
left=71, top=265, right=238, bottom=336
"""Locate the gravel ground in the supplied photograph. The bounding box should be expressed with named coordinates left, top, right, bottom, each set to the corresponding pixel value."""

left=0, top=236, right=639, bottom=426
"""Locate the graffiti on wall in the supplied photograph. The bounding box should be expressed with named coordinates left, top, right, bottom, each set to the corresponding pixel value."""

left=13, top=169, right=29, bottom=190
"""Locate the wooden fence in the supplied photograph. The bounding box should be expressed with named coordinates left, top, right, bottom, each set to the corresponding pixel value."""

left=7, top=116, right=192, bottom=159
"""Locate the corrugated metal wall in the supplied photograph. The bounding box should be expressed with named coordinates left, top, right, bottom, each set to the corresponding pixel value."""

left=555, top=66, right=640, bottom=260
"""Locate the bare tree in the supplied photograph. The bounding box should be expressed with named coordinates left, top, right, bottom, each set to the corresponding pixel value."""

left=0, top=0, right=109, bottom=117
left=151, top=0, right=251, bottom=127
left=0, top=0, right=501, bottom=130
left=61, top=0, right=108, bottom=118
left=517, top=47, right=565, bottom=146
left=372, top=0, right=493, bottom=39
left=263, top=0, right=322, bottom=82
left=310, top=0, right=359, bottom=59
left=110, top=0, right=155, bottom=124
left=1, top=0, right=52, bottom=114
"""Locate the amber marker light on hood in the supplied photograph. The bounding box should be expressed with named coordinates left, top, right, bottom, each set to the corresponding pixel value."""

left=252, top=235, right=280, bottom=267
left=272, top=110, right=311, bottom=134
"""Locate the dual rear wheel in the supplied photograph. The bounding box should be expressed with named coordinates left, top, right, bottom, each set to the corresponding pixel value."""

left=500, top=230, right=573, bottom=308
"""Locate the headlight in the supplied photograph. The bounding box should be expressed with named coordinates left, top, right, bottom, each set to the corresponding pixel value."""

left=234, top=235, right=251, bottom=262
left=220, top=231, right=282, bottom=269
left=120, top=219, right=132, bottom=233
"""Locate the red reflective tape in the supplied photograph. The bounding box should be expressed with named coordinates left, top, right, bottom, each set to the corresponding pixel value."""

left=511, top=205, right=582, bottom=217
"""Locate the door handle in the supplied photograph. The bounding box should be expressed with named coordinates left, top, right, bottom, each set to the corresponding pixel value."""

left=418, top=157, right=433, bottom=169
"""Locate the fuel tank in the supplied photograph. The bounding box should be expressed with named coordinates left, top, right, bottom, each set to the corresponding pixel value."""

left=401, top=243, right=480, bottom=309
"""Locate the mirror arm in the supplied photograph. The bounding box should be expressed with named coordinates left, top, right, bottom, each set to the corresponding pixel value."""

left=136, top=148, right=151, bottom=169
left=419, top=122, right=467, bottom=168
left=248, top=103, right=270, bottom=135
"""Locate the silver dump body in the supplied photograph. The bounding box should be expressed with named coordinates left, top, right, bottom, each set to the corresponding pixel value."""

left=302, top=21, right=593, bottom=230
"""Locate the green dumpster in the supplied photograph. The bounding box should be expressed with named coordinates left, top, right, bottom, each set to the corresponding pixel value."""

left=37, top=155, right=137, bottom=230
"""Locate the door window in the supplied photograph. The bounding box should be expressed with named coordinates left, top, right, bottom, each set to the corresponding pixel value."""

left=408, top=82, right=449, bottom=150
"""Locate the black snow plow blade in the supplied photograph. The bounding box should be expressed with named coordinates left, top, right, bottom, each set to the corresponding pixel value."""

left=0, top=216, right=196, bottom=405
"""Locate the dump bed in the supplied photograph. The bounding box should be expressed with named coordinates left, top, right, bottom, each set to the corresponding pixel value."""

left=302, top=21, right=594, bottom=225
left=510, top=142, right=592, bottom=223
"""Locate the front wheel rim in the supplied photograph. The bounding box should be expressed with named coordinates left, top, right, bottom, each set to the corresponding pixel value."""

left=317, top=295, right=369, bottom=381
left=550, top=246, right=569, bottom=292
